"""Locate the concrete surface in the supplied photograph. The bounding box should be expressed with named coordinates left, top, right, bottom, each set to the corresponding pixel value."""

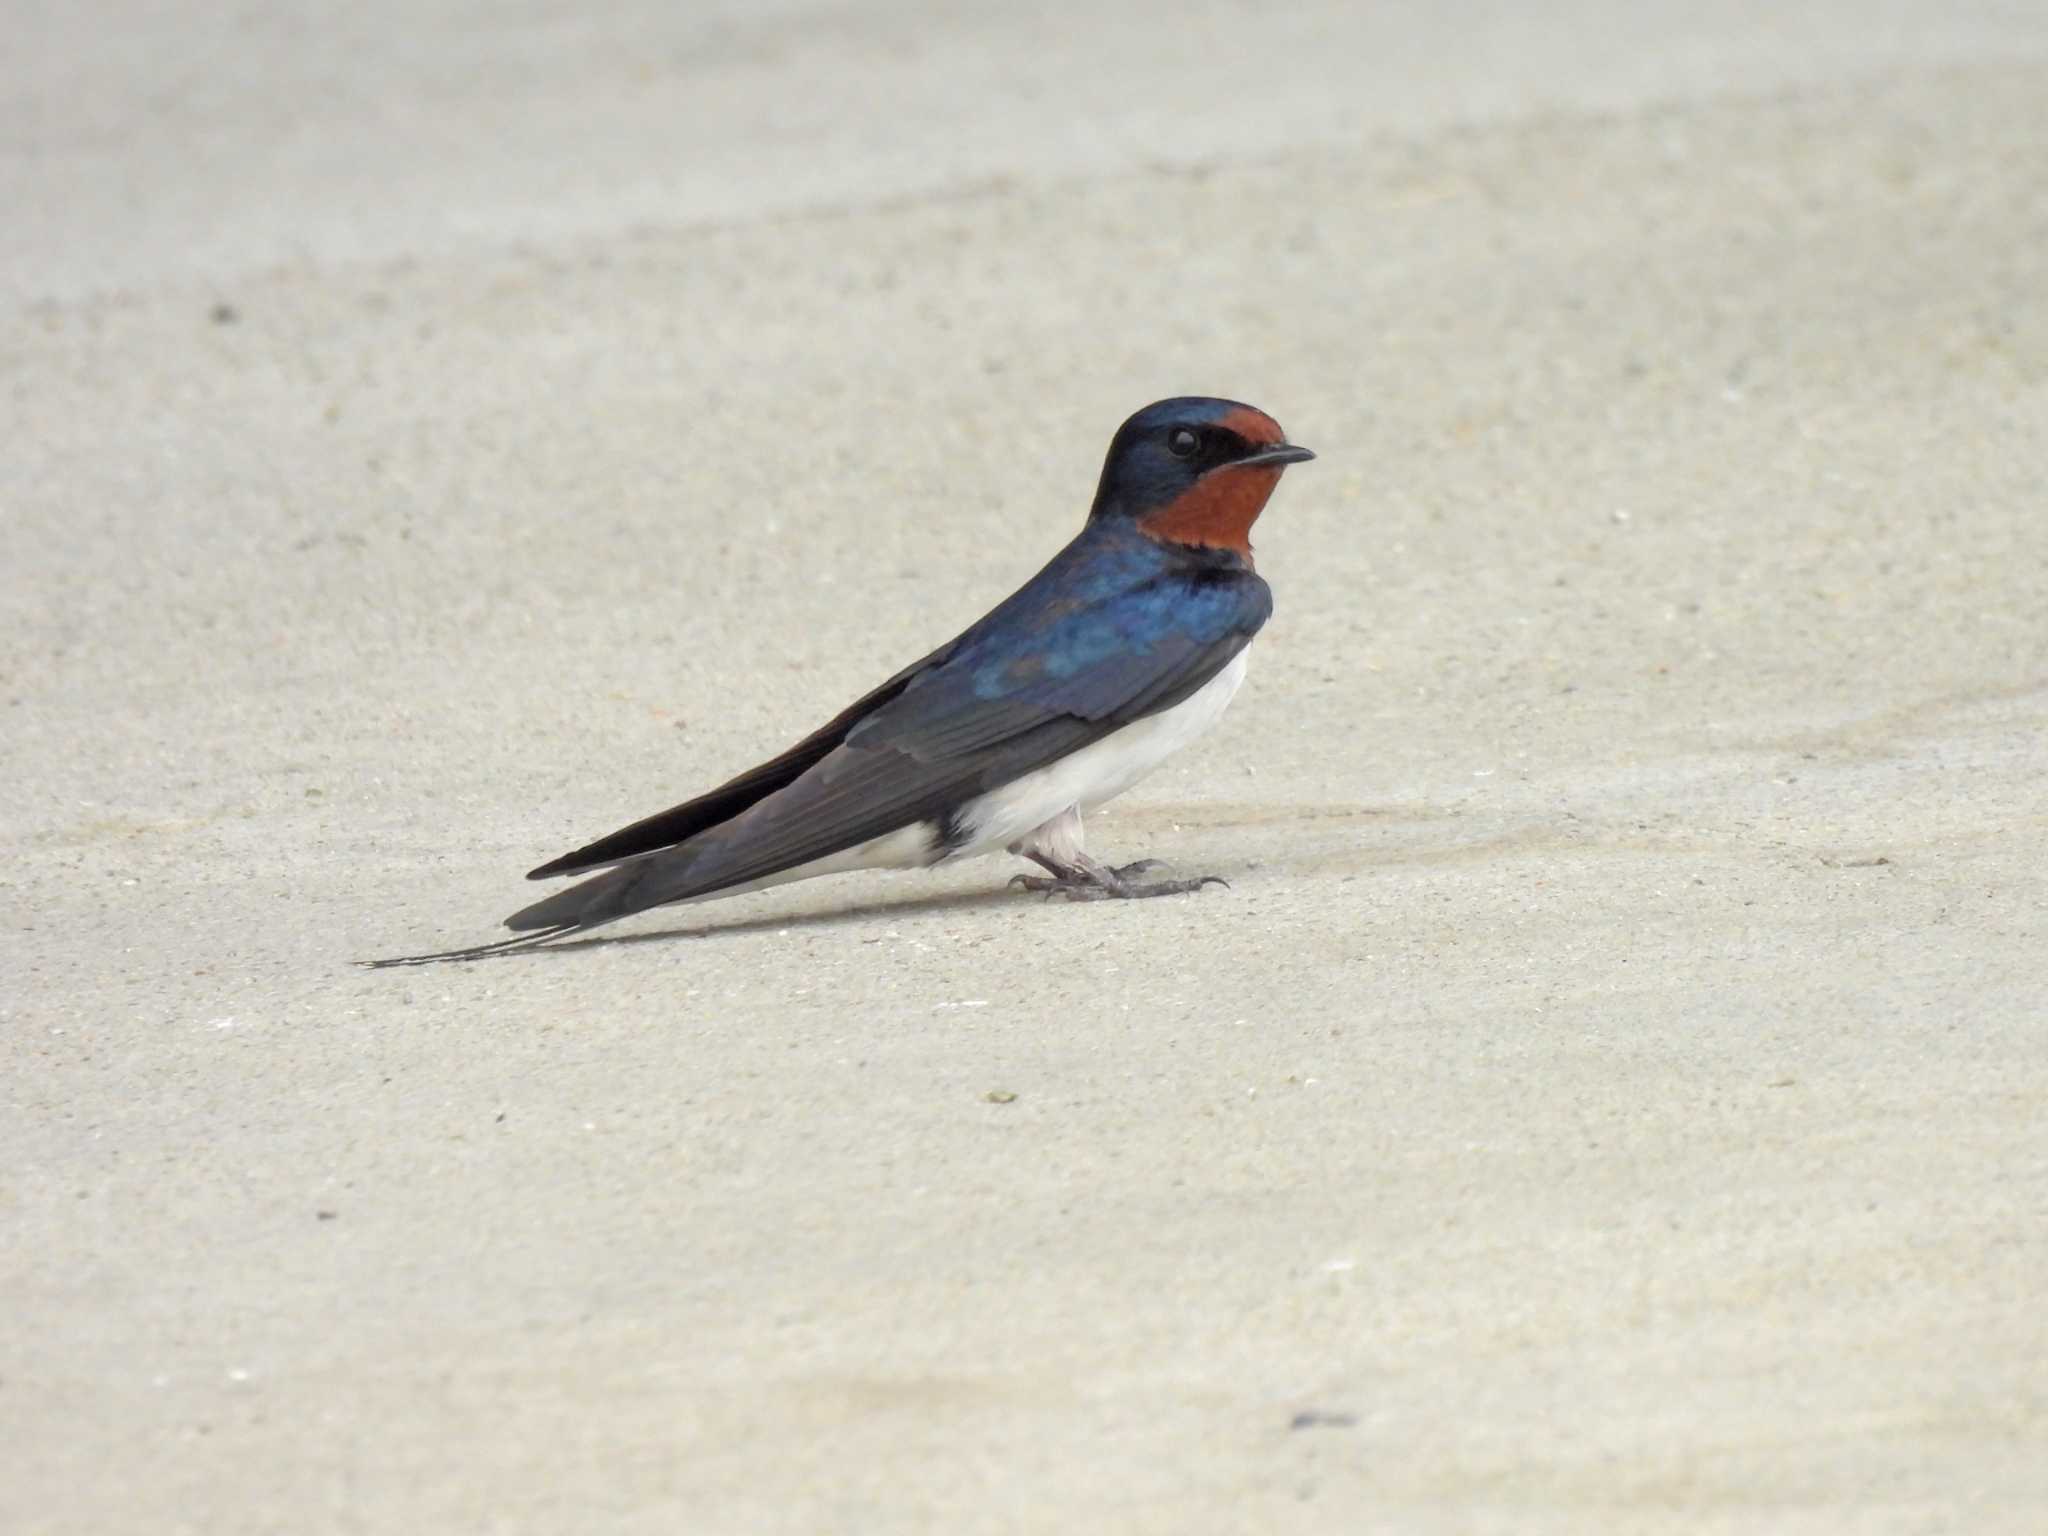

left=6, top=2, right=2047, bottom=1531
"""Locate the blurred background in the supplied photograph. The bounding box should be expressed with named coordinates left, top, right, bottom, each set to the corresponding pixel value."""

left=8, top=1, right=2043, bottom=297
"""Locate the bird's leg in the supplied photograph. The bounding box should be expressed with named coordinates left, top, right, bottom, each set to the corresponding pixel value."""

left=1009, top=849, right=1228, bottom=901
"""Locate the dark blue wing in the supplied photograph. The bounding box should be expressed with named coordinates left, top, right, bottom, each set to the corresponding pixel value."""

left=525, top=641, right=951, bottom=879
left=848, top=534, right=1271, bottom=761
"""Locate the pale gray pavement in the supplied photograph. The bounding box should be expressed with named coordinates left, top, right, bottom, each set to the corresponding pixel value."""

left=6, top=3, right=2047, bottom=1531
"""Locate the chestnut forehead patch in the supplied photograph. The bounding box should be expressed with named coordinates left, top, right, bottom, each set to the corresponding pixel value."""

left=1216, top=405, right=1284, bottom=447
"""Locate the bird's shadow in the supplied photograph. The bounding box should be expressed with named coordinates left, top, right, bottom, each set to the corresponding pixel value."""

left=550, top=882, right=1031, bottom=953
left=360, top=878, right=1067, bottom=968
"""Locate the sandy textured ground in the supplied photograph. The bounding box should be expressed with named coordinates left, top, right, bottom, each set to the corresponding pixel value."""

left=7, top=3, right=2047, bottom=1531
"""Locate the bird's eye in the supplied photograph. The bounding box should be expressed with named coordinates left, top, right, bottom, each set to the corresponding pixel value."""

left=1166, top=427, right=1201, bottom=458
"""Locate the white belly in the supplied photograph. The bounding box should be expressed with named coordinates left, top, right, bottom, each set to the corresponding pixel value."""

left=946, top=648, right=1250, bottom=860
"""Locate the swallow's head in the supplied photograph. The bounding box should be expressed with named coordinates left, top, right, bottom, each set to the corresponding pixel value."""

left=1088, top=397, right=1314, bottom=560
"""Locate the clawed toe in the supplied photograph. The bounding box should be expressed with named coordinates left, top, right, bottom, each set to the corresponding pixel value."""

left=1009, top=872, right=1113, bottom=901
left=1109, top=858, right=1166, bottom=880
left=1008, top=861, right=1231, bottom=902
left=1119, top=874, right=1230, bottom=898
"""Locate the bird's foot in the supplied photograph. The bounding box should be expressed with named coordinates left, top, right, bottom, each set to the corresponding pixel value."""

left=1009, top=858, right=1229, bottom=902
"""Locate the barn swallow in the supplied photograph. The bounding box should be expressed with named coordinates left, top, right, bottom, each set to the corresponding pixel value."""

left=367, top=397, right=1312, bottom=965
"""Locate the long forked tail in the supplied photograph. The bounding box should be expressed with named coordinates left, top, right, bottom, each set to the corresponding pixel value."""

left=498, top=857, right=671, bottom=935
left=360, top=847, right=700, bottom=968
left=357, top=922, right=580, bottom=969
left=360, top=838, right=713, bottom=969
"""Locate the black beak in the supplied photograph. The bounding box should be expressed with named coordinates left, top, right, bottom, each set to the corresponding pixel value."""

left=1232, top=442, right=1316, bottom=468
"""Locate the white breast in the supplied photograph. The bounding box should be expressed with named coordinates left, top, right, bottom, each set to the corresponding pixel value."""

left=946, top=648, right=1250, bottom=860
